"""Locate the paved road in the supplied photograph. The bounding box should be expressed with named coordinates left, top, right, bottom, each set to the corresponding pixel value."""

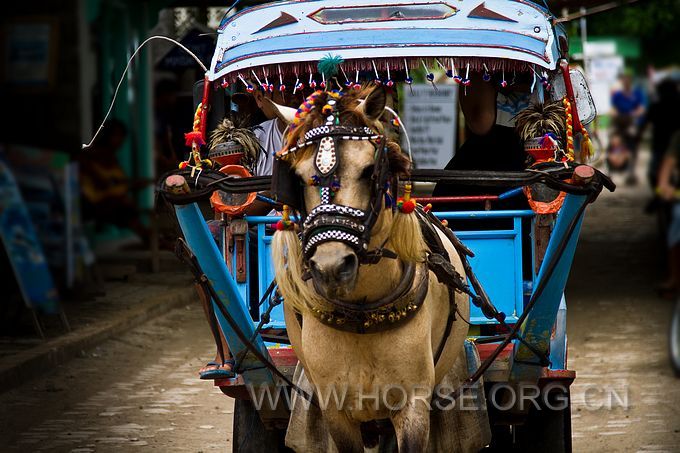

left=568, top=175, right=680, bottom=452
left=0, top=305, right=234, bottom=452
left=1, top=165, right=679, bottom=452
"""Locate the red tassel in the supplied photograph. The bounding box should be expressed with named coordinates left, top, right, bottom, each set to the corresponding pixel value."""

left=399, top=199, right=416, bottom=214
left=184, top=131, right=205, bottom=147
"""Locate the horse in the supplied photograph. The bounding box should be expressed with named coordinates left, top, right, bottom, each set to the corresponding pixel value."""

left=269, top=85, right=471, bottom=452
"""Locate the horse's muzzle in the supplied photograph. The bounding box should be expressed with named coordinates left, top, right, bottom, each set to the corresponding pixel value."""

left=308, top=244, right=359, bottom=298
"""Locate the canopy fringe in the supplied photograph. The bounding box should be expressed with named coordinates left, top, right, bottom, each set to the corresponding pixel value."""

left=218, top=56, right=533, bottom=85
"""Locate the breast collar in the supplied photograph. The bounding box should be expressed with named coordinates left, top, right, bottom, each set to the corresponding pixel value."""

left=307, top=262, right=429, bottom=334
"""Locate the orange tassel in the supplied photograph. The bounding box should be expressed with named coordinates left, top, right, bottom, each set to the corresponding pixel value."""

left=396, top=183, right=417, bottom=214
left=579, top=129, right=594, bottom=163
left=563, top=97, right=575, bottom=162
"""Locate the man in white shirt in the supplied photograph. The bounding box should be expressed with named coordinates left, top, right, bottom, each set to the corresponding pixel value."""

left=251, top=87, right=287, bottom=176
left=232, top=85, right=289, bottom=176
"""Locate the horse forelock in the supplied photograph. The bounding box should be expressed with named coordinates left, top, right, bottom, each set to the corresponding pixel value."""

left=283, top=87, right=386, bottom=165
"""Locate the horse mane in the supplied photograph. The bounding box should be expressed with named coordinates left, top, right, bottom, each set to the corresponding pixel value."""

left=273, top=87, right=426, bottom=313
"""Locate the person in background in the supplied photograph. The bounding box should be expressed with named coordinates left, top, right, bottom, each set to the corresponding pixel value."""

left=638, top=78, right=680, bottom=189
left=79, top=120, right=150, bottom=242
left=606, top=132, right=632, bottom=176
left=432, top=71, right=528, bottom=212
left=657, top=131, right=680, bottom=296
left=611, top=74, right=646, bottom=185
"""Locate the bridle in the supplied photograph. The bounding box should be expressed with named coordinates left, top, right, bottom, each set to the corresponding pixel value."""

left=271, top=90, right=434, bottom=335
left=273, top=94, right=395, bottom=265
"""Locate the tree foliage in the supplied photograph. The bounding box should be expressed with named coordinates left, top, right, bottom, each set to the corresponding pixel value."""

left=584, top=0, right=680, bottom=66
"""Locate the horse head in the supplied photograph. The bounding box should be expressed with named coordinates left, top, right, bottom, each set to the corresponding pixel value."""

left=270, top=86, right=412, bottom=302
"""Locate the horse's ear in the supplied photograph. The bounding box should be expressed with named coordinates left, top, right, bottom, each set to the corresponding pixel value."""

left=263, top=98, right=297, bottom=125
left=356, top=86, right=386, bottom=121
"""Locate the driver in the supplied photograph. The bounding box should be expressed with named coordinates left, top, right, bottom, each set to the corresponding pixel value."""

left=433, top=71, right=530, bottom=212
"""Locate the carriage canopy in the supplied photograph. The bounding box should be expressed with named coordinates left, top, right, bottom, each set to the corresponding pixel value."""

left=208, top=0, right=566, bottom=83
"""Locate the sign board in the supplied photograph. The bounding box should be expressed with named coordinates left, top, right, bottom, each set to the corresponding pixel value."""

left=401, top=84, right=458, bottom=169
left=0, top=159, right=59, bottom=314
left=583, top=41, right=617, bottom=58
left=586, top=55, right=624, bottom=115
left=582, top=40, right=623, bottom=116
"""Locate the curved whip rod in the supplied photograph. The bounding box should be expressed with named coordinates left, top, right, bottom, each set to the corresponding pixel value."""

left=82, top=36, right=208, bottom=150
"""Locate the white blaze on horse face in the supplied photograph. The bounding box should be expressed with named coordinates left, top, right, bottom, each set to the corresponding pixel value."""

left=294, top=140, right=375, bottom=212
left=295, top=139, right=377, bottom=297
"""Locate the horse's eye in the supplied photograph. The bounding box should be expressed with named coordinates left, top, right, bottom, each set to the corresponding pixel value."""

left=360, top=165, right=375, bottom=180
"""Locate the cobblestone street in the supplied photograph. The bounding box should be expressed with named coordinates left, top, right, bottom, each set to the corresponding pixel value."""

left=0, top=305, right=234, bottom=451
left=568, top=172, right=680, bottom=452
left=1, top=160, right=679, bottom=452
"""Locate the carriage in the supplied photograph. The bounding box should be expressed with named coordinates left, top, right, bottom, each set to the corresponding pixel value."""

left=159, top=1, right=614, bottom=451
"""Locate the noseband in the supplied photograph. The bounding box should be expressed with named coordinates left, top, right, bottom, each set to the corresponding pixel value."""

left=276, top=97, right=393, bottom=265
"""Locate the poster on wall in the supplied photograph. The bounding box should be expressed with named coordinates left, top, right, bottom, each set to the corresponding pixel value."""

left=401, top=84, right=458, bottom=169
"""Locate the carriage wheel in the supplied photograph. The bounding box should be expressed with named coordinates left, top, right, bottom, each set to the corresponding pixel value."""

left=512, top=387, right=572, bottom=453
left=232, top=399, right=292, bottom=453
left=670, top=299, right=680, bottom=377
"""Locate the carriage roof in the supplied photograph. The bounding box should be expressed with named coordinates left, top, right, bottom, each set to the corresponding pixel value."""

left=208, top=0, right=566, bottom=83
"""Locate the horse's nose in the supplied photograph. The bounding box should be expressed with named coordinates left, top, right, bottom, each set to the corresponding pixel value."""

left=309, top=251, right=359, bottom=286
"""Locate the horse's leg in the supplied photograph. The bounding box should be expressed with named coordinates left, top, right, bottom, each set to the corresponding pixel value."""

left=323, top=409, right=364, bottom=453
left=391, top=401, right=431, bottom=453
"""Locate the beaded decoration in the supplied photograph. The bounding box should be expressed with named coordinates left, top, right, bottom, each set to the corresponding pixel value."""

left=372, top=60, right=382, bottom=86
left=385, top=63, right=394, bottom=88
left=404, top=59, right=413, bottom=93
left=421, top=59, right=436, bottom=91
left=500, top=69, right=508, bottom=88
left=482, top=64, right=491, bottom=82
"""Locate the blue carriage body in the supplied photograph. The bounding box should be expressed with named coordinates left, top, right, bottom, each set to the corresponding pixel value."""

left=175, top=198, right=588, bottom=388
left=169, top=0, right=595, bottom=416
left=246, top=210, right=534, bottom=329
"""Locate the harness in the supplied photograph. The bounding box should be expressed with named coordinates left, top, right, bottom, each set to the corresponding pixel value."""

left=308, top=262, right=430, bottom=334
left=270, top=92, right=475, bottom=356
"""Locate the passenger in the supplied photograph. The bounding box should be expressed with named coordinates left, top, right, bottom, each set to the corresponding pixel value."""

left=657, top=131, right=680, bottom=297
